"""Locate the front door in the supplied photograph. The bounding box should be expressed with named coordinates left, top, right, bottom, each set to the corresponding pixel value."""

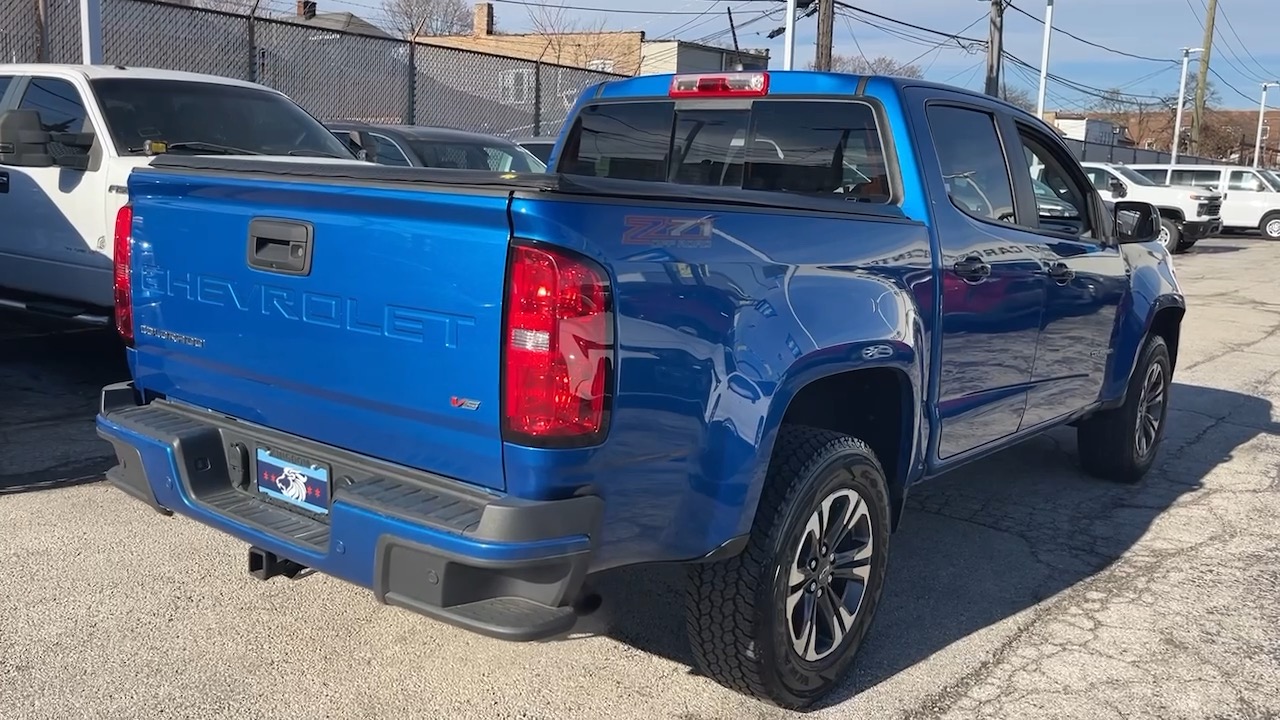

left=1225, top=168, right=1278, bottom=229
left=916, top=98, right=1050, bottom=460
left=0, top=75, right=111, bottom=308
left=1008, top=121, right=1128, bottom=428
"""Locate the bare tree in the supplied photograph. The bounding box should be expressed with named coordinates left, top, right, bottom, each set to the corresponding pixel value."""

left=1000, top=83, right=1035, bottom=112
left=380, top=0, right=470, bottom=39
left=525, top=0, right=618, bottom=69
left=809, top=54, right=923, bottom=78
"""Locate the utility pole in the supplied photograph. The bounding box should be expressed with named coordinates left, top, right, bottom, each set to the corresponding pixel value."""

left=815, top=0, right=835, bottom=71
left=727, top=7, right=740, bottom=54
left=782, top=0, right=798, bottom=70
left=1034, top=0, right=1054, bottom=118
left=1191, top=0, right=1218, bottom=154
left=984, top=0, right=1005, bottom=97
left=1254, top=82, right=1277, bottom=168
left=79, top=0, right=102, bottom=64
left=1172, top=48, right=1203, bottom=164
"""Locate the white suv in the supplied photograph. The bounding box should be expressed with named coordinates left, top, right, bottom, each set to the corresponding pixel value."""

left=1078, top=162, right=1223, bottom=252
left=1126, top=163, right=1280, bottom=241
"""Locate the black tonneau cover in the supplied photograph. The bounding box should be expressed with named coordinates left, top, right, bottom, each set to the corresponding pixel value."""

left=140, top=155, right=912, bottom=222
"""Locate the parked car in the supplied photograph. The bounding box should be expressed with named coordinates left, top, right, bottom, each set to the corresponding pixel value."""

left=511, top=135, right=556, bottom=165
left=1126, top=163, right=1280, bottom=240
left=326, top=121, right=546, bottom=173
left=0, top=63, right=355, bottom=324
left=96, top=71, right=1179, bottom=709
left=1077, top=162, right=1223, bottom=252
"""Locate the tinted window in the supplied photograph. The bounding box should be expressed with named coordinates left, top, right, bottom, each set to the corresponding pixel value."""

left=926, top=105, right=1015, bottom=222
left=1083, top=167, right=1111, bottom=190
left=19, top=77, right=90, bottom=157
left=371, top=134, right=410, bottom=167
left=1112, top=165, right=1155, bottom=186
left=520, top=141, right=554, bottom=164
left=560, top=102, right=674, bottom=181
left=1229, top=170, right=1267, bottom=192
left=1013, top=125, right=1094, bottom=237
left=1132, top=168, right=1169, bottom=184
left=0, top=76, right=13, bottom=103
left=406, top=139, right=543, bottom=173
left=90, top=78, right=351, bottom=158
left=1170, top=169, right=1221, bottom=188
left=559, top=100, right=892, bottom=202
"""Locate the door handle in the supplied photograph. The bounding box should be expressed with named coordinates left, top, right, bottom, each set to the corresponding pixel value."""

left=1046, top=262, right=1075, bottom=285
left=952, top=255, right=992, bottom=283
left=247, top=218, right=313, bottom=275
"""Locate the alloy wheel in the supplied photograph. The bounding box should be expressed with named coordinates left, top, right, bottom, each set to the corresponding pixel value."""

left=784, top=488, right=874, bottom=663
left=1134, top=361, right=1167, bottom=459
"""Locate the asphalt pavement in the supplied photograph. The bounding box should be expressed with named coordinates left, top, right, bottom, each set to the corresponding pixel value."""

left=1, top=236, right=1277, bottom=720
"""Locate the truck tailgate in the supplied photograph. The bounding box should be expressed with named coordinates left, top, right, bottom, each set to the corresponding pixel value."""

left=126, top=167, right=511, bottom=491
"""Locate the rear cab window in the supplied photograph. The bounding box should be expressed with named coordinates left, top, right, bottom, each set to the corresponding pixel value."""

left=556, top=98, right=894, bottom=203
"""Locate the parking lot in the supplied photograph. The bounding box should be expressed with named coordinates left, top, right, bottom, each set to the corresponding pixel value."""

left=1, top=236, right=1277, bottom=720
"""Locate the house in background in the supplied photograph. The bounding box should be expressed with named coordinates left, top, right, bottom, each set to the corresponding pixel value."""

left=418, top=3, right=770, bottom=77
left=1043, top=112, right=1135, bottom=147
left=289, top=0, right=392, bottom=39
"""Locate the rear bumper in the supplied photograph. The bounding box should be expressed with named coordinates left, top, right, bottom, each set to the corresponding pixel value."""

left=96, top=381, right=601, bottom=641
left=1181, top=218, right=1222, bottom=240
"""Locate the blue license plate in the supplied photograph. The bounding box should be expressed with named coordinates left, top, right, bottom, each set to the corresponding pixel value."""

left=255, top=447, right=330, bottom=515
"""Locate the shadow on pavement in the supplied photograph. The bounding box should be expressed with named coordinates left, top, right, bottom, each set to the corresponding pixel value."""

left=1186, top=243, right=1248, bottom=255
left=0, top=314, right=130, bottom=492
left=588, top=382, right=1277, bottom=710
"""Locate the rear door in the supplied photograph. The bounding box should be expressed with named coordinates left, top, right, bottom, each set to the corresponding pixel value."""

left=914, top=97, right=1050, bottom=460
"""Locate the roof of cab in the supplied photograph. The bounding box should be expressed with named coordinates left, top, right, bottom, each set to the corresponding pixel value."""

left=0, top=63, right=278, bottom=92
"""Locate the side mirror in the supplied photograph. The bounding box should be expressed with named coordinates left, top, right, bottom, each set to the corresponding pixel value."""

left=0, top=109, right=54, bottom=167
left=1113, top=200, right=1161, bottom=245
left=348, top=130, right=378, bottom=163
left=1109, top=179, right=1128, bottom=198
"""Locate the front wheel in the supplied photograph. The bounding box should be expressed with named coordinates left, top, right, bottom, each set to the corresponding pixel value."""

left=1077, top=334, right=1172, bottom=483
left=685, top=426, right=891, bottom=709
left=1260, top=212, right=1280, bottom=240
left=1158, top=217, right=1180, bottom=251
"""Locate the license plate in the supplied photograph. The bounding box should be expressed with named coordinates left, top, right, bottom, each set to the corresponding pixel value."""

left=255, top=446, right=330, bottom=515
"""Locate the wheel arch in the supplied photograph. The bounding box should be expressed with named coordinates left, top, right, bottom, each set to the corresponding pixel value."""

left=747, top=348, right=924, bottom=535
left=1156, top=206, right=1185, bottom=223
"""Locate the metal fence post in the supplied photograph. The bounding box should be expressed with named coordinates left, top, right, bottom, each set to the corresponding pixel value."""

left=247, top=0, right=259, bottom=83
left=406, top=38, right=416, bottom=125
left=36, top=0, right=49, bottom=62
left=533, top=62, right=543, bottom=137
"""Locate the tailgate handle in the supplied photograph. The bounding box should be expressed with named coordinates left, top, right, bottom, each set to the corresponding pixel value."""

left=247, top=218, right=313, bottom=276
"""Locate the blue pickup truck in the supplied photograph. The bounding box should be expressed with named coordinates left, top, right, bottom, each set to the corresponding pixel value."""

left=95, top=71, right=1183, bottom=708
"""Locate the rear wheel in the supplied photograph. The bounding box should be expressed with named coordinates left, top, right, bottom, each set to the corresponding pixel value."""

left=1260, top=212, right=1280, bottom=240
left=1077, top=334, right=1172, bottom=483
left=685, top=426, right=891, bottom=709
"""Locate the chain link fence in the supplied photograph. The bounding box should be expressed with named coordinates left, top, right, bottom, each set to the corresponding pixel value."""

left=8, top=0, right=622, bottom=138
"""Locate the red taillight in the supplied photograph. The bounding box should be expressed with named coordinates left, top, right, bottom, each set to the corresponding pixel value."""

left=502, top=244, right=613, bottom=447
left=113, top=204, right=134, bottom=346
left=670, top=72, right=769, bottom=98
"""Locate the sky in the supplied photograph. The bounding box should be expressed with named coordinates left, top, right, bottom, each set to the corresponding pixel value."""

left=318, top=0, right=1280, bottom=111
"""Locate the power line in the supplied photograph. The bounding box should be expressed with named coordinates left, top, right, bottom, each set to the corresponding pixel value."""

left=834, top=1, right=986, bottom=44
left=1004, top=2, right=1177, bottom=64
left=1217, top=0, right=1280, bottom=81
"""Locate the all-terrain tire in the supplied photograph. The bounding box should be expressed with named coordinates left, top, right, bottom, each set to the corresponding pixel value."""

left=685, top=426, right=892, bottom=709
left=1158, top=217, right=1181, bottom=251
left=1077, top=334, right=1172, bottom=483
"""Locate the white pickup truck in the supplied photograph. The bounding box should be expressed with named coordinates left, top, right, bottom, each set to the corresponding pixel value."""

left=1076, top=162, right=1223, bottom=252
left=1125, top=163, right=1280, bottom=241
left=0, top=64, right=357, bottom=323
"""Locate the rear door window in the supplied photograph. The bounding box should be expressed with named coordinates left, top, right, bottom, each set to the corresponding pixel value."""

left=558, top=99, right=893, bottom=202
left=924, top=104, right=1015, bottom=223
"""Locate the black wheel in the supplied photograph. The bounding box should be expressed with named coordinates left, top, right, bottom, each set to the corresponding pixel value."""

left=1157, top=217, right=1181, bottom=251
left=1260, top=212, right=1280, bottom=241
left=685, top=426, right=891, bottom=709
left=1077, top=334, right=1172, bottom=483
